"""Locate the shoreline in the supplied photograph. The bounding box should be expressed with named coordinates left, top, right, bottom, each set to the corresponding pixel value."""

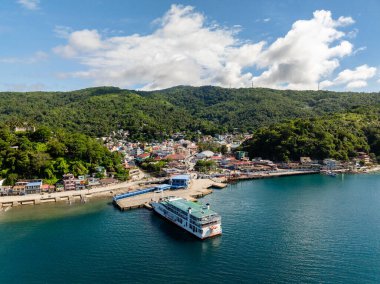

left=1, top=168, right=379, bottom=210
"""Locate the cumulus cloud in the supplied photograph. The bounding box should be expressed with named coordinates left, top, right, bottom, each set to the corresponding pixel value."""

left=53, top=5, right=374, bottom=90
left=320, top=64, right=377, bottom=89
left=17, top=0, right=40, bottom=10
left=251, top=10, right=355, bottom=89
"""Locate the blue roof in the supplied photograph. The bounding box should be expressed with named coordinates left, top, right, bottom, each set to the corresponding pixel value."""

left=170, top=174, right=190, bottom=180
left=27, top=181, right=42, bottom=186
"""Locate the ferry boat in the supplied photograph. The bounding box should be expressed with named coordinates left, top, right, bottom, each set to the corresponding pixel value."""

left=151, top=196, right=222, bottom=239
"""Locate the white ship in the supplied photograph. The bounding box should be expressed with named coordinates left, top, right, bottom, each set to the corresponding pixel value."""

left=151, top=196, right=222, bottom=239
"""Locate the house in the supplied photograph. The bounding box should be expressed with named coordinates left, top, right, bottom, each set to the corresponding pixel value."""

left=136, top=153, right=150, bottom=162
left=323, top=159, right=340, bottom=170
left=25, top=180, right=42, bottom=194
left=12, top=181, right=28, bottom=195
left=196, top=150, right=214, bottom=159
left=300, top=157, right=312, bottom=164
left=165, top=154, right=186, bottom=162
left=87, top=177, right=100, bottom=187
left=63, top=173, right=76, bottom=191
left=235, top=151, right=248, bottom=160
left=41, top=184, right=55, bottom=192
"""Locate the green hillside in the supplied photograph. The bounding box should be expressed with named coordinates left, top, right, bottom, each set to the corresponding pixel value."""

left=0, top=86, right=379, bottom=140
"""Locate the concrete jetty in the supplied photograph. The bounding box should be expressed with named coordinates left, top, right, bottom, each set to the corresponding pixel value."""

left=0, top=178, right=167, bottom=209
left=226, top=170, right=319, bottom=182
left=115, top=179, right=214, bottom=211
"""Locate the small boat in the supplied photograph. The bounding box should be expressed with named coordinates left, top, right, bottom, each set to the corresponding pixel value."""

left=326, top=171, right=337, bottom=177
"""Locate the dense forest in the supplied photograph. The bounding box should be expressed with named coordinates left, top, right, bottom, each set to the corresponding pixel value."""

left=240, top=111, right=380, bottom=162
left=1, top=86, right=380, bottom=140
left=0, top=86, right=379, bottom=168
left=0, top=125, right=128, bottom=185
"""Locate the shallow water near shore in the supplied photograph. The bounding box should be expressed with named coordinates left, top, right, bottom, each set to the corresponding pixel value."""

left=1, top=173, right=380, bottom=283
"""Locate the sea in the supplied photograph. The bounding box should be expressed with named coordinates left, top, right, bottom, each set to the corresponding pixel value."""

left=1, top=173, right=380, bottom=284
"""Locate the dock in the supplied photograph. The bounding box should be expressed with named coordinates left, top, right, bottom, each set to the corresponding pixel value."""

left=114, top=179, right=214, bottom=211
left=226, top=170, right=319, bottom=182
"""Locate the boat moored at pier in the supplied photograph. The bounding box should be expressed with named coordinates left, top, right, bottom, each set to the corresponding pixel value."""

left=151, top=196, right=222, bottom=239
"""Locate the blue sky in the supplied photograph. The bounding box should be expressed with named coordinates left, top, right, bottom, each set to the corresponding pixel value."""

left=1, top=0, right=379, bottom=91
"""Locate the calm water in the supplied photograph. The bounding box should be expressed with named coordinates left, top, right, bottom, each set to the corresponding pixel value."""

left=1, top=174, right=380, bottom=283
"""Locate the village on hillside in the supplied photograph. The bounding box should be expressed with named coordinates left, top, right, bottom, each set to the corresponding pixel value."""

left=0, top=129, right=376, bottom=197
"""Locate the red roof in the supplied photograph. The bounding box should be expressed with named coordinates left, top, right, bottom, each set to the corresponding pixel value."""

left=211, top=156, right=222, bottom=160
left=137, top=153, right=150, bottom=158
left=165, top=154, right=185, bottom=161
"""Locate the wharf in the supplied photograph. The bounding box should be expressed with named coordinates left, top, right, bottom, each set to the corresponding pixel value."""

left=115, top=179, right=215, bottom=211
left=227, top=170, right=319, bottom=182
left=0, top=178, right=167, bottom=209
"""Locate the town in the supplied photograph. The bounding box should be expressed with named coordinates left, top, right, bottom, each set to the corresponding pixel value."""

left=1, top=129, right=376, bottom=197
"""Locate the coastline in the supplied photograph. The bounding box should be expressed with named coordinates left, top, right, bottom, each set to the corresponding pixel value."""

left=1, top=167, right=379, bottom=210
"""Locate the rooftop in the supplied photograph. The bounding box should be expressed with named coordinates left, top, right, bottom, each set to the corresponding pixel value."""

left=165, top=198, right=218, bottom=219
left=170, top=174, right=190, bottom=180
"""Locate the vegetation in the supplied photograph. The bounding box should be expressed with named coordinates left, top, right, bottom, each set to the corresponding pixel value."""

left=140, top=86, right=380, bottom=132
left=1, top=86, right=380, bottom=141
left=0, top=86, right=380, bottom=171
left=0, top=126, right=127, bottom=185
left=139, top=158, right=168, bottom=174
left=240, top=112, right=380, bottom=162
left=195, top=160, right=216, bottom=173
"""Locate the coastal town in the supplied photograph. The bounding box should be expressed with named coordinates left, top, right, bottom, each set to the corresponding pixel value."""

left=0, top=129, right=377, bottom=200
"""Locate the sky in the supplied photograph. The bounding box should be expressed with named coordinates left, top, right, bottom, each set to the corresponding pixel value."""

left=0, top=0, right=380, bottom=92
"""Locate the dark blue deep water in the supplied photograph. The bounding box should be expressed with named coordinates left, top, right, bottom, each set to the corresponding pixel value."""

left=1, top=173, right=380, bottom=283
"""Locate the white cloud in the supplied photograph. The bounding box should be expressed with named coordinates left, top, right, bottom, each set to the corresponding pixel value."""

left=252, top=10, right=355, bottom=89
left=320, top=65, right=377, bottom=89
left=0, top=51, right=48, bottom=64
left=54, top=5, right=264, bottom=90
left=53, top=5, right=374, bottom=91
left=17, top=0, right=40, bottom=10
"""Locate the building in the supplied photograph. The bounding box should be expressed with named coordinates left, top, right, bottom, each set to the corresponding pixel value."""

left=170, top=174, right=190, bottom=189
left=323, top=159, right=340, bottom=170
left=235, top=151, right=248, bottom=160
left=357, top=152, right=371, bottom=165
left=300, top=157, right=312, bottom=164
left=196, top=151, right=214, bottom=159
left=25, top=180, right=42, bottom=194
left=63, top=173, right=76, bottom=191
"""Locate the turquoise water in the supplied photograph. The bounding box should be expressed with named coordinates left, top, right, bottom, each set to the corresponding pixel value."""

left=1, top=174, right=380, bottom=283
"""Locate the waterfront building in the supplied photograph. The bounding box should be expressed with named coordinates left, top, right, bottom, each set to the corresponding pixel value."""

left=25, top=180, right=42, bottom=194
left=63, top=174, right=76, bottom=191
left=170, top=174, right=190, bottom=189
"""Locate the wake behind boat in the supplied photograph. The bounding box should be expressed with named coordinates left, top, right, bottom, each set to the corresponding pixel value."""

left=151, top=196, right=222, bottom=239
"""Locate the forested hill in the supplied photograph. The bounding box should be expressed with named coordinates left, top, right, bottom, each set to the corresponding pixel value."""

left=0, top=86, right=379, bottom=139
left=140, top=86, right=380, bottom=130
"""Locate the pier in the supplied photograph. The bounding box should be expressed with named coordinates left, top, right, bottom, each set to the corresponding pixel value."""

left=226, top=170, right=319, bottom=182
left=114, top=179, right=216, bottom=211
left=0, top=178, right=167, bottom=209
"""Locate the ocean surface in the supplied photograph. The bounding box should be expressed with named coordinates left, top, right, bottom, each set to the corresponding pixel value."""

left=1, top=173, right=380, bottom=283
